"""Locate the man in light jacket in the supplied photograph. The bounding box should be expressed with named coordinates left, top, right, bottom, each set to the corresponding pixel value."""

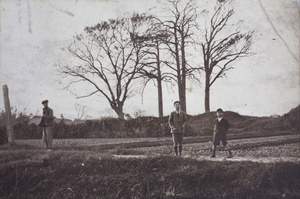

left=168, top=101, right=187, bottom=156
left=39, top=100, right=54, bottom=151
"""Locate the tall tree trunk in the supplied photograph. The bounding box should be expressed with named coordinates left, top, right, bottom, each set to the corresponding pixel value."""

left=112, top=104, right=125, bottom=120
left=156, top=45, right=164, bottom=117
left=179, top=83, right=186, bottom=112
left=180, top=37, right=187, bottom=112
left=115, top=108, right=124, bottom=120
left=157, top=77, right=163, bottom=117
left=205, top=74, right=210, bottom=112
left=174, top=27, right=183, bottom=109
left=2, top=85, right=15, bottom=146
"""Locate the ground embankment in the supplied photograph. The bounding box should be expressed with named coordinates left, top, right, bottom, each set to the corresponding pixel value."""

left=1, top=153, right=299, bottom=199
left=1, top=134, right=299, bottom=198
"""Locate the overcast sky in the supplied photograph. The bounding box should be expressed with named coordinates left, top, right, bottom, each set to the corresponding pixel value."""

left=0, top=0, right=299, bottom=120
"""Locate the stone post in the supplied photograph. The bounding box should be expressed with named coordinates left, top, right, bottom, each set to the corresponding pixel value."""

left=2, top=85, right=15, bottom=146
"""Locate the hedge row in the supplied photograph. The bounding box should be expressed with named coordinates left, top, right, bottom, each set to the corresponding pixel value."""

left=0, top=118, right=196, bottom=142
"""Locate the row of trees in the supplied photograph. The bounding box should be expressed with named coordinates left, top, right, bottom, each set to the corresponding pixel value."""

left=56, top=0, right=253, bottom=119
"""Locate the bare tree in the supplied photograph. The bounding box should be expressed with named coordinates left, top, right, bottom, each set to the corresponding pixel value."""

left=57, top=14, right=151, bottom=119
left=200, top=0, right=253, bottom=112
left=155, top=0, right=199, bottom=112
left=74, top=103, right=87, bottom=120
left=136, top=19, right=174, bottom=118
left=139, top=38, right=167, bottom=117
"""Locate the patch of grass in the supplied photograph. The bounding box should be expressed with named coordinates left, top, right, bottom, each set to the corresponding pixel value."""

left=115, top=148, right=147, bottom=155
left=1, top=153, right=300, bottom=199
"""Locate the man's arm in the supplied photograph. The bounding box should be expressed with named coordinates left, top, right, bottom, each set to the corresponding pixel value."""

left=168, top=112, right=175, bottom=129
left=182, top=112, right=187, bottom=127
left=224, top=119, right=230, bottom=133
left=213, top=119, right=217, bottom=133
left=49, top=108, right=53, bottom=119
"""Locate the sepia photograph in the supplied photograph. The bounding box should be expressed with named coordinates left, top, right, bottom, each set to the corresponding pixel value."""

left=0, top=0, right=299, bottom=198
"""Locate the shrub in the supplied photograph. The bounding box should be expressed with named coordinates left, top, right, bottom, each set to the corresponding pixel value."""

left=0, top=124, right=7, bottom=145
left=14, top=122, right=40, bottom=139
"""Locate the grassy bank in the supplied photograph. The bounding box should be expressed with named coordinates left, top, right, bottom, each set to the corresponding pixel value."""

left=1, top=152, right=300, bottom=199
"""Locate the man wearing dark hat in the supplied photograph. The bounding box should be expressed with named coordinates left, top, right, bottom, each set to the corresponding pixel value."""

left=210, top=108, right=233, bottom=158
left=39, top=100, right=54, bottom=151
left=168, top=101, right=187, bottom=156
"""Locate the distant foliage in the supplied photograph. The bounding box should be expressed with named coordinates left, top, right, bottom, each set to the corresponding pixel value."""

left=0, top=124, right=7, bottom=145
left=0, top=105, right=299, bottom=141
left=13, top=123, right=41, bottom=139
left=281, top=106, right=300, bottom=131
left=0, top=108, right=36, bottom=144
left=0, top=116, right=172, bottom=140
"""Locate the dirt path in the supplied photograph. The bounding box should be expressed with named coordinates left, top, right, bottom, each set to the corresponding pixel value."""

left=111, top=134, right=300, bottom=163
left=112, top=153, right=300, bottom=163
left=1, top=134, right=299, bottom=164
left=193, top=154, right=300, bottom=163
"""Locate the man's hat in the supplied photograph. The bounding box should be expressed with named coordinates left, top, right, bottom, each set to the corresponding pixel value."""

left=174, top=101, right=180, bottom=105
left=216, top=108, right=224, bottom=112
left=42, top=100, right=49, bottom=104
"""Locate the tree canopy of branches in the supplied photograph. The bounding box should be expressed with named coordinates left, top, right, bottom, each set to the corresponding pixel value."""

left=57, top=0, right=255, bottom=119
left=200, top=0, right=253, bottom=112
left=57, top=13, right=152, bottom=119
left=136, top=18, right=173, bottom=117
left=155, top=0, right=199, bottom=113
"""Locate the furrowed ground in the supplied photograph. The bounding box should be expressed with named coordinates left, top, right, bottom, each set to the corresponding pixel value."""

left=0, top=134, right=299, bottom=199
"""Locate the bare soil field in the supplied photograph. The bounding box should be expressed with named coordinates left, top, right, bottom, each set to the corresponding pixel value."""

left=0, top=134, right=299, bottom=199
left=112, top=134, right=300, bottom=163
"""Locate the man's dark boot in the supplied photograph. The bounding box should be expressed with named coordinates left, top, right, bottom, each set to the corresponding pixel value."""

left=174, top=146, right=178, bottom=156
left=227, top=150, right=233, bottom=158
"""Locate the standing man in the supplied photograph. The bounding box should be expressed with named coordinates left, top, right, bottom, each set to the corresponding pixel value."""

left=39, top=100, right=54, bottom=151
left=168, top=101, right=187, bottom=156
left=210, top=108, right=233, bottom=158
